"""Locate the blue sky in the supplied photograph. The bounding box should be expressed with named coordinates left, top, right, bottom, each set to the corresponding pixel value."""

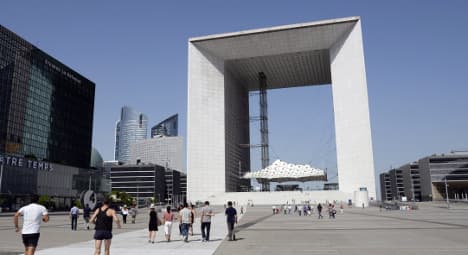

left=1, top=1, right=467, bottom=188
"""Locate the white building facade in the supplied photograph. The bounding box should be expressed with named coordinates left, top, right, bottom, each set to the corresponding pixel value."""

left=130, top=136, right=184, bottom=172
left=187, top=17, right=376, bottom=203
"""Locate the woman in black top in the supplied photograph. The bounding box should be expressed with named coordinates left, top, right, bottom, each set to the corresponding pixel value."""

left=148, top=206, right=158, bottom=243
left=189, top=204, right=196, bottom=236
left=90, top=199, right=121, bottom=255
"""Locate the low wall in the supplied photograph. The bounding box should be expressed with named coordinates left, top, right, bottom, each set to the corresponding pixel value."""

left=200, top=191, right=352, bottom=206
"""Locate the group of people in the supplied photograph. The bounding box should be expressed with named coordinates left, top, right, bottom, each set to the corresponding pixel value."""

left=13, top=197, right=240, bottom=255
left=272, top=202, right=344, bottom=219
left=120, top=205, right=138, bottom=224
left=14, top=196, right=121, bottom=255
left=148, top=200, right=238, bottom=243
left=69, top=203, right=92, bottom=231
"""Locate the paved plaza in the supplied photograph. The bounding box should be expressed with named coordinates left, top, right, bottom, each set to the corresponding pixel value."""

left=1, top=203, right=468, bottom=255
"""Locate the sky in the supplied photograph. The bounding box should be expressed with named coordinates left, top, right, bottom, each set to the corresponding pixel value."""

left=1, top=1, right=467, bottom=191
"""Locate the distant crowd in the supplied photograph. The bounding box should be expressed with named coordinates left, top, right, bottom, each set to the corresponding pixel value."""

left=272, top=201, right=345, bottom=219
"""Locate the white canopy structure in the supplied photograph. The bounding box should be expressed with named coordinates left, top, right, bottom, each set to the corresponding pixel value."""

left=243, top=160, right=327, bottom=183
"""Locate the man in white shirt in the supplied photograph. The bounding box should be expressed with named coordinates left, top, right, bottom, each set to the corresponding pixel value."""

left=179, top=203, right=191, bottom=242
left=70, top=204, right=79, bottom=230
left=14, top=194, right=49, bottom=255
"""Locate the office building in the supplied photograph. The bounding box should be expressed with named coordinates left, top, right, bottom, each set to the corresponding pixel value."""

left=110, top=164, right=186, bottom=206
left=0, top=25, right=109, bottom=211
left=380, top=151, right=468, bottom=201
left=130, top=136, right=184, bottom=172
left=0, top=25, right=95, bottom=168
left=114, top=106, right=148, bottom=163
left=151, top=114, right=178, bottom=137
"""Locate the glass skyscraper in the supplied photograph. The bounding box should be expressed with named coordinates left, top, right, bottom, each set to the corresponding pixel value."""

left=114, top=106, right=148, bottom=163
left=151, top=114, right=178, bottom=137
left=0, top=25, right=95, bottom=168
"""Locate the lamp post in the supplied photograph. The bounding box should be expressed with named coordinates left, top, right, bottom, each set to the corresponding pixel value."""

left=445, top=177, right=450, bottom=209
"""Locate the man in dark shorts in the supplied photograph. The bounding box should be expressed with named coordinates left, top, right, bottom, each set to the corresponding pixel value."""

left=14, top=194, right=49, bottom=255
left=225, top=201, right=237, bottom=241
left=90, top=199, right=121, bottom=255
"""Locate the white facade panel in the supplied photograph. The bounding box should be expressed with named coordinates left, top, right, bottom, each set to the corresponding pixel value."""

left=130, top=136, right=184, bottom=172
left=330, top=20, right=376, bottom=199
left=187, top=44, right=226, bottom=201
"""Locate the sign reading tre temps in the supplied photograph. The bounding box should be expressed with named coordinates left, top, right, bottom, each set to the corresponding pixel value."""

left=0, top=154, right=54, bottom=171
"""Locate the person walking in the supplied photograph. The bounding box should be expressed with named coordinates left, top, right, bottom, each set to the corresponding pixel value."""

left=148, top=205, right=159, bottom=243
left=83, top=204, right=91, bottom=230
left=200, top=201, right=214, bottom=242
left=70, top=204, right=79, bottom=231
left=129, top=205, right=138, bottom=224
left=90, top=198, right=121, bottom=255
left=176, top=204, right=183, bottom=238
left=317, top=203, right=323, bottom=219
left=162, top=206, right=174, bottom=242
left=121, top=205, right=129, bottom=224
left=225, top=201, right=237, bottom=241
left=328, top=203, right=336, bottom=219
left=179, top=203, right=191, bottom=242
left=13, top=195, right=49, bottom=255
left=189, top=203, right=196, bottom=236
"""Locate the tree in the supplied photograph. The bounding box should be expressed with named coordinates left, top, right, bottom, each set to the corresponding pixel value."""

left=38, top=195, right=50, bottom=207
left=109, top=191, right=133, bottom=206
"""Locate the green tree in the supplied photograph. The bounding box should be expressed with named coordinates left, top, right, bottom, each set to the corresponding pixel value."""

left=109, top=191, right=133, bottom=206
left=38, top=195, right=50, bottom=207
left=75, top=200, right=82, bottom=208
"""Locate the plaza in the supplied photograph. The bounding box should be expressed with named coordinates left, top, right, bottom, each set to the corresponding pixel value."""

left=2, top=203, right=468, bottom=255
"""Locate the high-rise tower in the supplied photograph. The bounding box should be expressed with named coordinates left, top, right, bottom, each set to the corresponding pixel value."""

left=151, top=114, right=178, bottom=137
left=114, top=106, right=147, bottom=163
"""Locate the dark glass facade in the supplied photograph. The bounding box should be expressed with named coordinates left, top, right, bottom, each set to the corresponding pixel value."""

left=0, top=154, right=109, bottom=211
left=151, top=114, right=178, bottom=137
left=0, top=25, right=95, bottom=168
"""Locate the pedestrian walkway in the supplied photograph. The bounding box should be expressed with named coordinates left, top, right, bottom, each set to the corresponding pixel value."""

left=4, top=203, right=468, bottom=255
left=31, top=206, right=241, bottom=255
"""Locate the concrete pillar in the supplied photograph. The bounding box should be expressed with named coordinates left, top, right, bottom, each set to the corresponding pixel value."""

left=330, top=20, right=376, bottom=199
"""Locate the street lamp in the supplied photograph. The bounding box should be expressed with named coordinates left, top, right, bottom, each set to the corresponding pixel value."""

left=445, top=177, right=450, bottom=209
